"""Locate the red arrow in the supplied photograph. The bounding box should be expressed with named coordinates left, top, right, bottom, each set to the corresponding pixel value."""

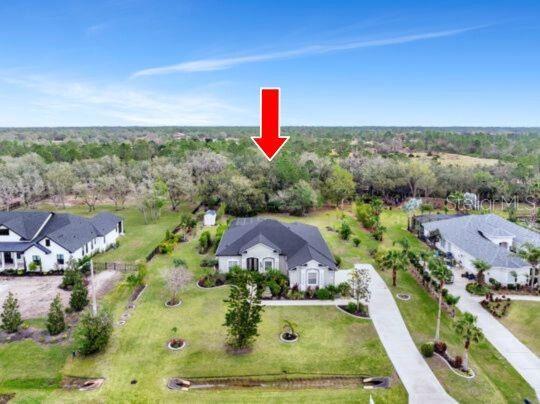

left=252, top=87, right=289, bottom=161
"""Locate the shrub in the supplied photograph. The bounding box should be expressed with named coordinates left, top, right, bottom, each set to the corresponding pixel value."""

left=287, top=289, right=304, bottom=300
left=368, top=248, right=379, bottom=258
left=352, top=237, right=361, bottom=247
left=173, top=258, right=186, bottom=267
left=126, top=263, right=147, bottom=287
left=372, top=224, right=385, bottom=241
left=70, top=280, right=89, bottom=312
left=179, top=213, right=197, bottom=230
left=325, top=284, right=339, bottom=296
left=452, top=355, right=463, bottom=369
left=420, top=342, right=434, bottom=357
left=434, top=340, right=447, bottom=354
left=466, top=282, right=490, bottom=296
left=263, top=270, right=289, bottom=297
left=60, top=268, right=82, bottom=290
left=337, top=282, right=351, bottom=296
left=338, top=221, right=351, bottom=240
left=304, top=287, right=316, bottom=299
left=1, top=292, right=22, bottom=333
left=28, top=261, right=39, bottom=271
left=444, top=293, right=460, bottom=306
left=158, top=241, right=174, bottom=254
left=198, top=230, right=213, bottom=254
left=334, top=255, right=342, bottom=268
left=315, top=287, right=334, bottom=300
left=200, top=258, right=218, bottom=268
left=346, top=301, right=358, bottom=314
left=75, top=309, right=113, bottom=355
left=46, top=295, right=66, bottom=336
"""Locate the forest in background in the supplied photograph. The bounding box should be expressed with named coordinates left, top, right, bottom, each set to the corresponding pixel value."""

left=0, top=127, right=538, bottom=222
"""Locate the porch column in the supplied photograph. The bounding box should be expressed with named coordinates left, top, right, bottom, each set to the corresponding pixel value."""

left=1, top=252, right=4, bottom=270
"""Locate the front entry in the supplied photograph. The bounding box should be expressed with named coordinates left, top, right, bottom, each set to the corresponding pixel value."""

left=3, top=252, right=14, bottom=265
left=246, top=257, right=259, bottom=271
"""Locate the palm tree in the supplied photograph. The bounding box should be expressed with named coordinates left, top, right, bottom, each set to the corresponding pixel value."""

left=454, top=312, right=484, bottom=371
left=381, top=250, right=409, bottom=287
left=517, top=243, right=540, bottom=288
left=429, top=257, right=453, bottom=341
left=472, top=260, right=491, bottom=286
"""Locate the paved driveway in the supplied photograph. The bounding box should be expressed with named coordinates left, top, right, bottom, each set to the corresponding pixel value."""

left=447, top=276, right=540, bottom=400
left=364, top=264, right=456, bottom=403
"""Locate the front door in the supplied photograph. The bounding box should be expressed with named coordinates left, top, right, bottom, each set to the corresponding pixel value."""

left=246, top=257, right=259, bottom=271
left=3, top=252, right=14, bottom=265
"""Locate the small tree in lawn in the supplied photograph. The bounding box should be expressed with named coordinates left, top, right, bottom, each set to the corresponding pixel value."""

left=46, top=294, right=66, bottom=336
left=454, top=312, right=484, bottom=371
left=472, top=260, right=491, bottom=286
left=429, top=257, right=452, bottom=341
left=380, top=249, right=409, bottom=287
left=166, top=266, right=193, bottom=305
left=70, top=279, right=89, bottom=312
left=348, top=266, right=371, bottom=314
left=1, top=292, right=22, bottom=333
left=223, top=270, right=264, bottom=350
left=339, top=221, right=351, bottom=240
left=75, top=308, right=113, bottom=355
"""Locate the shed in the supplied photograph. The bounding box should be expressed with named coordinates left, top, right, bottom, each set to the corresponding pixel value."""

left=203, top=210, right=217, bottom=226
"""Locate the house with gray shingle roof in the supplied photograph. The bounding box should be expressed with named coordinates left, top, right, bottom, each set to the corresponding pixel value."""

left=421, top=214, right=540, bottom=286
left=216, top=218, right=337, bottom=290
left=0, top=211, right=124, bottom=273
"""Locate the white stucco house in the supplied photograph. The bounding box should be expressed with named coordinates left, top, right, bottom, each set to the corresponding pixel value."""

left=418, top=213, right=540, bottom=286
left=0, top=211, right=124, bottom=273
left=215, top=218, right=337, bottom=291
left=203, top=210, right=216, bottom=227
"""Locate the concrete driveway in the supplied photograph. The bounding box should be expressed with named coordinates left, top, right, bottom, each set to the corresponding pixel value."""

left=447, top=276, right=540, bottom=400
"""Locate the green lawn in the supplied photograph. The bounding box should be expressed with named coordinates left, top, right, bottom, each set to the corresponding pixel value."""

left=499, top=301, right=540, bottom=356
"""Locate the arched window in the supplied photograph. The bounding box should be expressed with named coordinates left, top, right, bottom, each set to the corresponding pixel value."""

left=246, top=257, right=259, bottom=271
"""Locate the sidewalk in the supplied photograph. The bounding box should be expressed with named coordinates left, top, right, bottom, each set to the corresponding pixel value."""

left=447, top=277, right=540, bottom=400
left=364, top=264, right=456, bottom=404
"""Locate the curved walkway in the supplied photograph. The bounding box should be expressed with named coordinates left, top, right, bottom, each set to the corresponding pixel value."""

left=447, top=277, right=540, bottom=400
left=363, top=264, right=456, bottom=403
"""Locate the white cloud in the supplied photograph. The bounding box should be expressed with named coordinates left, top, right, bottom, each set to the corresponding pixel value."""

left=0, top=75, right=243, bottom=125
left=132, top=27, right=482, bottom=77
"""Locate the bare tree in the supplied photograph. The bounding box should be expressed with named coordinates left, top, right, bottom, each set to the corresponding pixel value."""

left=99, top=174, right=132, bottom=210
left=166, top=267, right=193, bottom=305
left=45, top=162, right=74, bottom=208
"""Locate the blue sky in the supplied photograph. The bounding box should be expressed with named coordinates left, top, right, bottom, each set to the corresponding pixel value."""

left=0, top=0, right=539, bottom=126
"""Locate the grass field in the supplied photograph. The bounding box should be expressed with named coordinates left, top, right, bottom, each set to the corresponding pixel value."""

left=0, top=204, right=536, bottom=403
left=413, top=152, right=499, bottom=167
left=499, top=301, right=540, bottom=356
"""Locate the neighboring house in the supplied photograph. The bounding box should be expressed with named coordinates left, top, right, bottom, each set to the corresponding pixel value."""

left=0, top=211, right=124, bottom=273
left=203, top=210, right=217, bottom=227
left=419, top=213, right=540, bottom=286
left=216, top=218, right=337, bottom=291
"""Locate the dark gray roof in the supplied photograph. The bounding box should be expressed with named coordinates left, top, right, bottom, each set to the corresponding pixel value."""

left=90, top=212, right=122, bottom=235
left=0, top=211, right=51, bottom=240
left=0, top=211, right=122, bottom=253
left=216, top=218, right=336, bottom=270
left=423, top=214, right=540, bottom=269
left=0, top=241, right=50, bottom=254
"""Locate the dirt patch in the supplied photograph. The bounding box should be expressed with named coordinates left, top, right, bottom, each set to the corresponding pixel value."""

left=168, top=375, right=391, bottom=391
left=61, top=377, right=105, bottom=391
left=0, top=393, right=15, bottom=403
left=0, top=270, right=121, bottom=319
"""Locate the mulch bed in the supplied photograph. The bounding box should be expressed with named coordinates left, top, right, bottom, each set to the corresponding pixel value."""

left=337, top=305, right=370, bottom=319
left=61, top=377, right=105, bottom=391
left=128, top=284, right=146, bottom=304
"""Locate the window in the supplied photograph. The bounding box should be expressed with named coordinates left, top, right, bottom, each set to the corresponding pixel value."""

left=0, top=228, right=9, bottom=236
left=307, top=271, right=318, bottom=286
left=57, top=254, right=65, bottom=265
left=32, top=255, right=41, bottom=264
left=264, top=258, right=274, bottom=270
left=45, top=238, right=51, bottom=247
left=228, top=260, right=240, bottom=270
